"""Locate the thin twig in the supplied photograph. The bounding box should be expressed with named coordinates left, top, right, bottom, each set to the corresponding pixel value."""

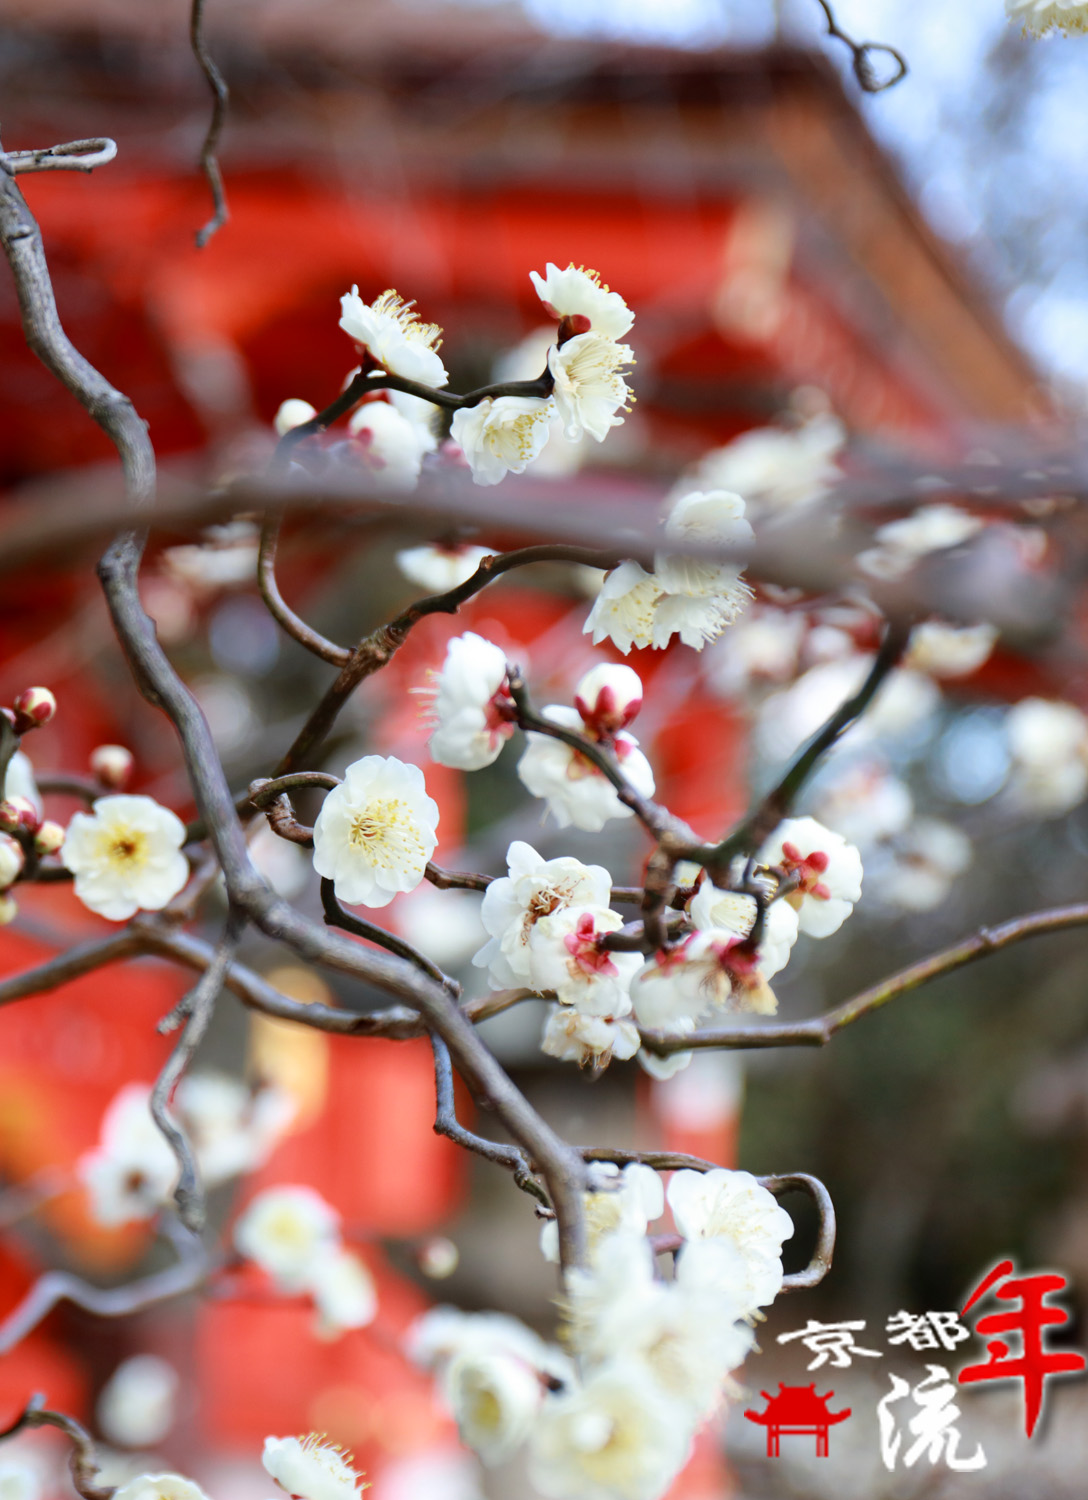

left=0, top=930, right=144, bottom=1009
left=812, top=0, right=908, bottom=92
left=258, top=516, right=351, bottom=665
left=426, top=861, right=493, bottom=893
left=0, top=1216, right=210, bottom=1355
left=190, top=0, right=230, bottom=247
left=429, top=1032, right=547, bottom=1205
left=5, top=139, right=118, bottom=175
left=0, top=1398, right=114, bottom=1500
left=321, top=880, right=459, bottom=997
left=150, top=913, right=243, bottom=1231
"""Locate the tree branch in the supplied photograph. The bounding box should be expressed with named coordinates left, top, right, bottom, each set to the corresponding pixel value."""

left=258, top=515, right=351, bottom=665
left=429, top=1032, right=547, bottom=1205
left=0, top=1399, right=114, bottom=1500
left=812, top=0, right=908, bottom=92
left=190, top=0, right=230, bottom=247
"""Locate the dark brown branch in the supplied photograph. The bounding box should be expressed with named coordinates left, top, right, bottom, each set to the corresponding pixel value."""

left=150, top=915, right=242, bottom=1231
left=190, top=0, right=230, bottom=247
left=0, top=1398, right=114, bottom=1500
left=0, top=1217, right=210, bottom=1355
left=812, top=0, right=908, bottom=92
left=320, top=879, right=459, bottom=997
left=258, top=516, right=351, bottom=665
left=429, top=1032, right=547, bottom=1205
left=426, top=861, right=493, bottom=893
left=35, top=773, right=101, bottom=803
left=0, top=930, right=143, bottom=1009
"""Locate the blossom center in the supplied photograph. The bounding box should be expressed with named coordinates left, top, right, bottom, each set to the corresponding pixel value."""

left=778, top=841, right=831, bottom=900
left=348, top=798, right=426, bottom=871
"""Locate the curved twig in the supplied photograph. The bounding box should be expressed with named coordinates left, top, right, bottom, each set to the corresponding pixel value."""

left=150, top=913, right=243, bottom=1231
left=812, top=0, right=908, bottom=92
left=0, top=1217, right=210, bottom=1355
left=5, top=139, right=118, bottom=175
left=321, top=879, right=458, bottom=997
left=429, top=1032, right=547, bottom=1205
left=258, top=516, right=352, bottom=665
left=0, top=930, right=144, bottom=1009
left=190, top=0, right=230, bottom=246
left=0, top=1398, right=114, bottom=1500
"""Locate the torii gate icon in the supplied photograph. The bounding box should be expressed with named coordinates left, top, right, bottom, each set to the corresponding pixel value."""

left=744, top=1383, right=853, bottom=1457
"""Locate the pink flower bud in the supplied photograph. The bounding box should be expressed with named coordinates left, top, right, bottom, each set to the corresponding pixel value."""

left=12, top=687, right=56, bottom=732
left=0, top=796, right=39, bottom=834
left=573, top=663, right=644, bottom=737
left=0, top=833, right=25, bottom=889
left=33, top=820, right=65, bottom=856
left=90, top=744, right=135, bottom=789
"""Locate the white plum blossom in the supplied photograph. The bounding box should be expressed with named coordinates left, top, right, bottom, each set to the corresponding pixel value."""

left=3, top=750, right=42, bottom=818
left=541, top=1162, right=663, bottom=1263
left=540, top=1004, right=641, bottom=1071
left=62, top=795, right=189, bottom=921
left=162, top=521, right=261, bottom=594
left=677, top=415, right=843, bottom=516
left=234, top=1185, right=341, bottom=1290
left=112, top=1477, right=209, bottom=1500
left=426, top=632, right=515, bottom=771
left=548, top=333, right=634, bottom=443
left=688, top=885, right=799, bottom=979
left=0, top=835, right=23, bottom=890
left=262, top=1435, right=367, bottom=1500
left=872, top=819, right=973, bottom=912
left=1006, top=0, right=1088, bottom=35
left=97, top=1356, right=179, bottom=1449
left=396, top=542, right=492, bottom=594
left=473, top=841, right=612, bottom=989
left=528, top=905, right=642, bottom=1011
left=274, top=399, right=318, bottom=435
left=529, top=263, right=635, bottom=340
left=346, top=400, right=427, bottom=491
left=668, top=1168, right=794, bottom=1311
left=0, top=1465, right=40, bottom=1500
left=307, top=1244, right=378, bottom=1339
left=583, top=563, right=662, bottom=655
left=1005, top=698, right=1088, bottom=815
left=312, top=755, right=439, bottom=908
left=78, top=1083, right=177, bottom=1226
left=650, top=490, right=753, bottom=650
left=517, top=706, right=655, bottom=832
left=906, top=621, right=998, bottom=679
left=443, top=1351, right=543, bottom=1466
left=387, top=387, right=440, bottom=451
left=572, top=663, right=643, bottom=735
left=759, top=815, right=863, bottom=938
left=631, top=926, right=780, bottom=1032
left=564, top=1233, right=753, bottom=1418
left=339, top=286, right=448, bottom=387
left=756, top=655, right=939, bottom=763
left=527, top=1365, right=691, bottom=1500
left=450, top=396, right=554, bottom=486
left=859, top=504, right=983, bottom=580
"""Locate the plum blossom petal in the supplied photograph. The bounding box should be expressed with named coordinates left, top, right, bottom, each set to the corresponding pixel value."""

left=262, top=1435, right=367, bottom=1500
left=529, top=263, right=635, bottom=340
left=473, top=842, right=612, bottom=989
left=450, top=396, right=553, bottom=486
left=516, top=706, right=655, bottom=832
left=396, top=543, right=492, bottom=594
left=426, top=633, right=515, bottom=772
left=339, top=286, right=447, bottom=387
left=234, top=1185, right=341, bottom=1290
left=548, top=333, right=634, bottom=443
left=759, top=815, right=863, bottom=938
left=443, top=1351, right=542, bottom=1466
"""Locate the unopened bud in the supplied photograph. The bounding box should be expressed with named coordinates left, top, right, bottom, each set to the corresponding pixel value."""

left=34, top=820, right=65, bottom=856
left=573, top=663, right=643, bottom=737
left=90, top=744, right=134, bottom=789
left=417, top=1237, right=459, bottom=1280
left=273, top=398, right=318, bottom=437
left=0, top=833, right=25, bottom=889
left=557, top=313, right=593, bottom=345
left=0, top=893, right=17, bottom=926
left=12, top=687, right=56, bottom=732
left=0, top=796, right=39, bottom=834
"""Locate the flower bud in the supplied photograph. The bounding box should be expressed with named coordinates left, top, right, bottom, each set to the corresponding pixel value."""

left=90, top=744, right=135, bottom=789
left=573, top=663, right=644, bottom=737
left=417, top=1236, right=459, bottom=1279
left=273, top=398, right=318, bottom=437
left=0, top=833, right=25, bottom=889
left=12, top=687, right=56, bottom=732
left=0, top=893, right=17, bottom=926
left=0, top=796, right=40, bottom=834
left=34, top=820, right=65, bottom=856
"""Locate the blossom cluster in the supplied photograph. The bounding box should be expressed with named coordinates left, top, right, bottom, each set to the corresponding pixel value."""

left=409, top=1164, right=793, bottom=1500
